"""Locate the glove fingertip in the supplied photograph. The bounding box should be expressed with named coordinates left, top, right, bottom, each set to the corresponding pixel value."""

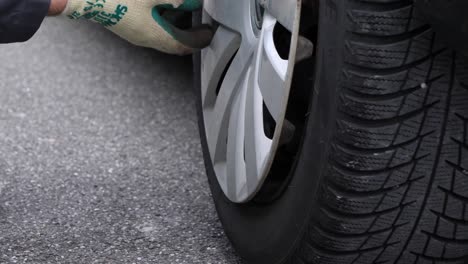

left=152, top=7, right=176, bottom=37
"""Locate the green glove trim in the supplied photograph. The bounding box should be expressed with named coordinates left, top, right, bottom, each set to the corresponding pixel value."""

left=67, top=1, right=129, bottom=28
left=151, top=8, right=174, bottom=37
left=151, top=0, right=202, bottom=38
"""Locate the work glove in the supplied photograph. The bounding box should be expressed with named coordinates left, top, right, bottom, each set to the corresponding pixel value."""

left=62, top=0, right=212, bottom=55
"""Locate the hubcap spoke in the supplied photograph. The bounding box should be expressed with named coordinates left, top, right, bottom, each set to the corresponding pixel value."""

left=259, top=0, right=299, bottom=31
left=204, top=0, right=254, bottom=34
left=201, top=26, right=241, bottom=108
left=204, top=43, right=255, bottom=164
left=255, top=15, right=288, bottom=121
left=226, top=70, right=249, bottom=201
left=244, top=67, right=272, bottom=189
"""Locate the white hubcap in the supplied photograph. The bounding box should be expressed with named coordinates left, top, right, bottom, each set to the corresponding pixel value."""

left=201, top=0, right=302, bottom=203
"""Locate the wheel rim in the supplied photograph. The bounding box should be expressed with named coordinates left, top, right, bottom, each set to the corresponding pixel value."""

left=201, top=0, right=302, bottom=203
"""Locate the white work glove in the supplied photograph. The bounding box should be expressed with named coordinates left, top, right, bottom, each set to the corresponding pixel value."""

left=63, top=0, right=212, bottom=55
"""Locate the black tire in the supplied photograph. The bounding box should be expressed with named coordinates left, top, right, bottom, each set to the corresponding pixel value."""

left=194, top=1, right=468, bottom=263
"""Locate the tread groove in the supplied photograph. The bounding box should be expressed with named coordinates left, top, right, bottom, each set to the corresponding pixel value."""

left=430, top=210, right=468, bottom=225
left=306, top=238, right=400, bottom=256
left=348, top=25, right=431, bottom=45
left=331, top=153, right=430, bottom=175
left=339, top=100, right=439, bottom=128
left=445, top=160, right=468, bottom=177
left=336, top=130, right=434, bottom=153
left=343, top=74, right=444, bottom=101
left=438, top=186, right=468, bottom=204
left=344, top=48, right=446, bottom=75
left=316, top=221, right=409, bottom=239
left=410, top=252, right=468, bottom=263
left=320, top=200, right=417, bottom=219
left=421, top=230, right=468, bottom=245
left=327, top=175, right=425, bottom=198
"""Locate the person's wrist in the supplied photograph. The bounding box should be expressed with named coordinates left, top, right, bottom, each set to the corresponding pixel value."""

left=48, top=0, right=68, bottom=16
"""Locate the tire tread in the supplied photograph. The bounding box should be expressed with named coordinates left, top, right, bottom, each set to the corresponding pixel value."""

left=295, top=0, right=468, bottom=263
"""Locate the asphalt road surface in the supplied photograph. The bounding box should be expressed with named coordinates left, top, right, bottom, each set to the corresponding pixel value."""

left=0, top=17, right=241, bottom=264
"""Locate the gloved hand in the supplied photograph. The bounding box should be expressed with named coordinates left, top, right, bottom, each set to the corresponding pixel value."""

left=62, top=0, right=212, bottom=55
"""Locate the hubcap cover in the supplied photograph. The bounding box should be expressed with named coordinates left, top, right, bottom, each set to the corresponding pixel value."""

left=201, top=0, right=302, bottom=202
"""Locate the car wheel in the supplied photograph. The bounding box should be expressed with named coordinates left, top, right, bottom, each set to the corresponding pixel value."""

left=194, top=0, right=468, bottom=263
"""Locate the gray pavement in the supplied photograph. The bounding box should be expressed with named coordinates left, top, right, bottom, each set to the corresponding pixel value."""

left=0, top=17, right=240, bottom=264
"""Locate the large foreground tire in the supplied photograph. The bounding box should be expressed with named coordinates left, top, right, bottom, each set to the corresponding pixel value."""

left=195, top=1, right=468, bottom=263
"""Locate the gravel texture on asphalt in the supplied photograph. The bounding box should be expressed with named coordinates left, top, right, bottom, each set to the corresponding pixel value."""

left=0, top=17, right=241, bottom=264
